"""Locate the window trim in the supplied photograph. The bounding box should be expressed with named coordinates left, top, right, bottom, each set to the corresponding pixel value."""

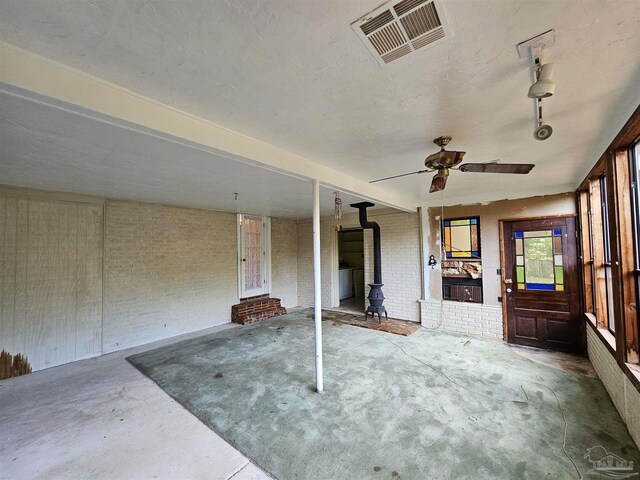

left=576, top=101, right=640, bottom=384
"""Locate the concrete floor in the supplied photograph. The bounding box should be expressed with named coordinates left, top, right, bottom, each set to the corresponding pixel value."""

left=0, top=324, right=271, bottom=480
left=2, top=309, right=638, bottom=479
left=128, top=309, right=640, bottom=480
left=338, top=295, right=365, bottom=313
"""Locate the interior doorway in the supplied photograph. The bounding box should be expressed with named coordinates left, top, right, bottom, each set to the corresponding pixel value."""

left=337, top=228, right=365, bottom=312
left=500, top=216, right=582, bottom=353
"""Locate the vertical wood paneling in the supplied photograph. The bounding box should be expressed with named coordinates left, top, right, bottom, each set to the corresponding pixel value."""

left=0, top=194, right=103, bottom=371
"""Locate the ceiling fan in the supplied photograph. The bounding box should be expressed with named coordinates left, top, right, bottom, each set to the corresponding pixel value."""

left=369, top=136, right=535, bottom=193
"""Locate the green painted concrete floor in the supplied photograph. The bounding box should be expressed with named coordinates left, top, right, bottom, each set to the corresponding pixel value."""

left=128, top=309, right=640, bottom=480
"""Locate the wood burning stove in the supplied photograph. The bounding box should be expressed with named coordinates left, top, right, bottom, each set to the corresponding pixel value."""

left=350, top=202, right=387, bottom=322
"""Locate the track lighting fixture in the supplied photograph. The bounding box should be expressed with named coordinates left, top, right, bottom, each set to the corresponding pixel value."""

left=528, top=62, right=556, bottom=99
left=517, top=30, right=556, bottom=141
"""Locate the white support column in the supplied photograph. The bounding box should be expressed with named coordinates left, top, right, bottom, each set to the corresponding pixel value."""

left=312, top=179, right=324, bottom=393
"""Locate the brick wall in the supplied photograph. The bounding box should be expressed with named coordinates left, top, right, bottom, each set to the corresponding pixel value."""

left=103, top=200, right=238, bottom=352
left=271, top=217, right=298, bottom=308
left=297, top=210, right=421, bottom=322
left=420, top=299, right=504, bottom=339
left=363, top=212, right=421, bottom=322
left=296, top=219, right=335, bottom=308
left=587, top=326, right=640, bottom=447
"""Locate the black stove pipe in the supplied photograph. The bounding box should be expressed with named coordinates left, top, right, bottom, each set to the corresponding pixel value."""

left=350, top=202, right=382, bottom=284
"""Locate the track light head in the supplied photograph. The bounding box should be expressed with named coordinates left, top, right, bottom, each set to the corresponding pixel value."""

left=533, top=123, right=553, bottom=141
left=528, top=63, right=556, bottom=98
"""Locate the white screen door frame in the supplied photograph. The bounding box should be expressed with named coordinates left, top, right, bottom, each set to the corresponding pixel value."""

left=237, top=214, right=271, bottom=298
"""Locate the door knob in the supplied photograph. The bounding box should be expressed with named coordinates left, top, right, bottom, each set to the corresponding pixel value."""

left=506, top=288, right=512, bottom=293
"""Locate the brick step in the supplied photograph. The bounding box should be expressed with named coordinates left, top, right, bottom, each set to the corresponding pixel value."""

left=231, top=296, right=286, bottom=325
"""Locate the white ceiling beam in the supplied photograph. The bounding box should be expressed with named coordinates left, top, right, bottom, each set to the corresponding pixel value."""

left=0, top=42, right=417, bottom=213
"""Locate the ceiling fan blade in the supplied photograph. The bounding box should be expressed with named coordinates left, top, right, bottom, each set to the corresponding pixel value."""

left=429, top=172, right=448, bottom=193
left=369, top=169, right=430, bottom=184
left=458, top=163, right=535, bottom=174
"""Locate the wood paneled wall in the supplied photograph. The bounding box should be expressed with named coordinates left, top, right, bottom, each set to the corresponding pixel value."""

left=0, top=191, right=103, bottom=371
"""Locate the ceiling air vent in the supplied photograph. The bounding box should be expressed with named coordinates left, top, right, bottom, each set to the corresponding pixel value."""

left=351, top=0, right=451, bottom=66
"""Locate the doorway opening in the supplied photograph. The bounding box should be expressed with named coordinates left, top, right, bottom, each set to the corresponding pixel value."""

left=337, top=228, right=365, bottom=312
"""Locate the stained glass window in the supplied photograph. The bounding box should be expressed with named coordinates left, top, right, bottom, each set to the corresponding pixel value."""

left=515, top=229, right=564, bottom=291
left=443, top=217, right=480, bottom=258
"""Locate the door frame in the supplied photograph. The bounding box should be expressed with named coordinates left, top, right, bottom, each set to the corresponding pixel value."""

left=336, top=227, right=366, bottom=307
left=237, top=214, right=271, bottom=298
left=498, top=214, right=580, bottom=344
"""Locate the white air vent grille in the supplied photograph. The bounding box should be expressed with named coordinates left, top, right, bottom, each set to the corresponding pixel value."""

left=394, top=0, right=428, bottom=16
left=360, top=10, right=394, bottom=35
left=400, top=2, right=440, bottom=39
left=352, top=0, right=451, bottom=66
left=412, top=27, right=445, bottom=50
left=382, top=44, right=413, bottom=63
left=369, top=22, right=406, bottom=55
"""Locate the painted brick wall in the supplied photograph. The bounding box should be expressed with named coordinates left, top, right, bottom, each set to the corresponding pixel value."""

left=103, top=200, right=238, bottom=352
left=0, top=191, right=103, bottom=371
left=363, top=212, right=421, bottom=322
left=297, top=211, right=421, bottom=322
left=297, top=219, right=335, bottom=308
left=271, top=217, right=298, bottom=308
left=587, top=326, right=640, bottom=447
left=420, top=299, right=503, bottom=339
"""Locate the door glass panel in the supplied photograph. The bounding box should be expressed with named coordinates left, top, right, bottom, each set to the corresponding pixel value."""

left=243, top=217, right=263, bottom=291
left=523, top=230, right=552, bottom=238
left=524, top=237, right=554, bottom=287
left=516, top=266, right=525, bottom=282
left=515, top=229, right=564, bottom=291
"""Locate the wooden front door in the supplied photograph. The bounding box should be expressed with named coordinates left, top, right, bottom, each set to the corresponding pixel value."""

left=502, top=216, right=582, bottom=353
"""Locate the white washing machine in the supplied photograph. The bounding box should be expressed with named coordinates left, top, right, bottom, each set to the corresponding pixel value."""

left=339, top=268, right=353, bottom=300
left=353, top=268, right=364, bottom=297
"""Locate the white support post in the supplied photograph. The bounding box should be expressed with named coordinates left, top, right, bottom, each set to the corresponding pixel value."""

left=312, top=179, right=324, bottom=393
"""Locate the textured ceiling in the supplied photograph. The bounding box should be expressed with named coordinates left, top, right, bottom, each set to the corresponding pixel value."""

left=1, top=0, right=639, bottom=207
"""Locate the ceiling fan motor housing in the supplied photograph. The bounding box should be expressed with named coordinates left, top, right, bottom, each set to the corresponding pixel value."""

left=424, top=136, right=466, bottom=169
left=424, top=150, right=466, bottom=169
